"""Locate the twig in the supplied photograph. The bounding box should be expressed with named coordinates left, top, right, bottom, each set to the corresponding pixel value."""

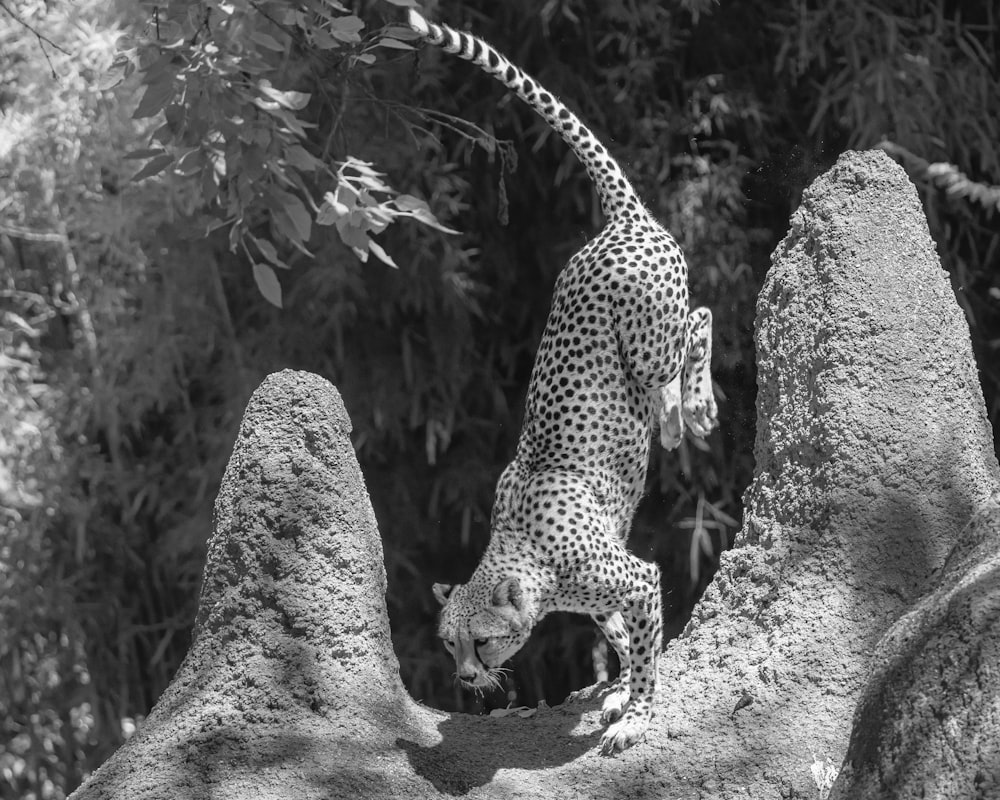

left=0, top=224, right=66, bottom=243
left=0, top=0, right=70, bottom=79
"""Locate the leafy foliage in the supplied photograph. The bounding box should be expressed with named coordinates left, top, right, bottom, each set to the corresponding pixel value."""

left=1, top=0, right=998, bottom=798
left=107, top=0, right=450, bottom=307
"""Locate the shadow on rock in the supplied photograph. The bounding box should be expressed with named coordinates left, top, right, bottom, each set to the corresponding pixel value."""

left=398, top=703, right=596, bottom=795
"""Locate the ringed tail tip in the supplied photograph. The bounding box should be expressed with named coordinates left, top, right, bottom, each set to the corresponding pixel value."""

left=407, top=9, right=429, bottom=36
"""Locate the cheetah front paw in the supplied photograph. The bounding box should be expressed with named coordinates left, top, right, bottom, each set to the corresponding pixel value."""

left=600, top=680, right=630, bottom=724
left=599, top=709, right=651, bottom=755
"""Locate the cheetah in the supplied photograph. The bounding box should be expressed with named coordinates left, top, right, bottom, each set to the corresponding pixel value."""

left=407, top=10, right=718, bottom=754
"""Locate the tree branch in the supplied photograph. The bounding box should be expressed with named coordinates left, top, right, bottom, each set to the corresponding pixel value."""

left=0, top=0, right=71, bottom=78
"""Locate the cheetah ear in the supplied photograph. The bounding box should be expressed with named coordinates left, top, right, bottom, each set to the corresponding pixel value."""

left=491, top=577, right=527, bottom=631
left=432, top=583, right=456, bottom=607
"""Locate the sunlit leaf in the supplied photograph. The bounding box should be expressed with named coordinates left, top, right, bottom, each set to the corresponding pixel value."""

left=368, top=240, right=398, bottom=268
left=98, top=64, right=127, bottom=91
left=334, top=218, right=370, bottom=250
left=258, top=81, right=311, bottom=111
left=252, top=263, right=283, bottom=307
left=316, top=195, right=350, bottom=225
left=402, top=204, right=460, bottom=235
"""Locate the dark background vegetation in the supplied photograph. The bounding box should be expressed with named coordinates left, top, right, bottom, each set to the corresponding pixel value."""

left=1, top=0, right=998, bottom=796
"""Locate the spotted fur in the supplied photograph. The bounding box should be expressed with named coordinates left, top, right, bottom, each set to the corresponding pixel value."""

left=408, top=9, right=718, bottom=754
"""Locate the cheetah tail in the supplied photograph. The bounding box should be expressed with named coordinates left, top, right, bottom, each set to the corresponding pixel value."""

left=407, top=9, right=641, bottom=222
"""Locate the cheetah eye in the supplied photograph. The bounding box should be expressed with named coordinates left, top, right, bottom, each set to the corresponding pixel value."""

left=443, top=638, right=455, bottom=653
left=474, top=637, right=489, bottom=647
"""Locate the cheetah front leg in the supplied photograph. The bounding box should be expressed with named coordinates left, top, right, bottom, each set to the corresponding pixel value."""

left=599, top=563, right=663, bottom=755
left=592, top=611, right=631, bottom=723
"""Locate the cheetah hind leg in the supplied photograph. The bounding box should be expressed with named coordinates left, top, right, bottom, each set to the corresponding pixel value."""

left=680, top=306, right=718, bottom=439
left=593, top=611, right=631, bottom=723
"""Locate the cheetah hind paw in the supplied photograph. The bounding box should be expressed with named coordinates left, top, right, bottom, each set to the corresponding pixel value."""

left=600, top=711, right=651, bottom=755
left=655, top=379, right=684, bottom=451
left=682, top=390, right=718, bottom=439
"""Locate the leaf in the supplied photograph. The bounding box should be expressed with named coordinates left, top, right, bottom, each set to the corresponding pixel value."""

left=374, top=37, right=415, bottom=50
left=258, top=81, right=311, bottom=111
left=133, top=76, right=176, bottom=119
left=330, top=14, right=364, bottom=43
left=316, top=198, right=348, bottom=225
left=124, top=148, right=168, bottom=160
left=368, top=240, right=398, bottom=269
left=310, top=28, right=341, bottom=50
left=309, top=0, right=349, bottom=18
left=251, top=236, right=289, bottom=269
left=163, top=104, right=185, bottom=135
left=129, top=154, right=174, bottom=182
left=382, top=0, right=419, bottom=6
left=174, top=148, right=203, bottom=177
left=204, top=217, right=230, bottom=234
left=280, top=193, right=312, bottom=242
left=342, top=157, right=381, bottom=178
left=284, top=145, right=321, bottom=172
left=250, top=30, right=286, bottom=51
left=253, top=102, right=311, bottom=138
left=407, top=206, right=460, bottom=235
left=382, top=24, right=421, bottom=40
left=98, top=64, right=127, bottom=91
left=335, top=218, right=370, bottom=250
left=151, top=123, right=172, bottom=144
left=252, top=263, right=283, bottom=308
left=393, top=193, right=429, bottom=212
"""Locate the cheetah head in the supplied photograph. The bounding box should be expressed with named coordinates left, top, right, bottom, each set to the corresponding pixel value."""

left=432, top=577, right=534, bottom=692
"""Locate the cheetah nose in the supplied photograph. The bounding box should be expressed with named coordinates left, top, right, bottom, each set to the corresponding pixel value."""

left=457, top=664, right=478, bottom=681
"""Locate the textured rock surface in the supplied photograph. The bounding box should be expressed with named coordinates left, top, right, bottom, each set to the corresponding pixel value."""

left=831, top=496, right=1000, bottom=799
left=639, top=148, right=1000, bottom=798
left=731, top=148, right=1000, bottom=798
left=69, top=151, right=999, bottom=800
left=69, top=371, right=442, bottom=800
